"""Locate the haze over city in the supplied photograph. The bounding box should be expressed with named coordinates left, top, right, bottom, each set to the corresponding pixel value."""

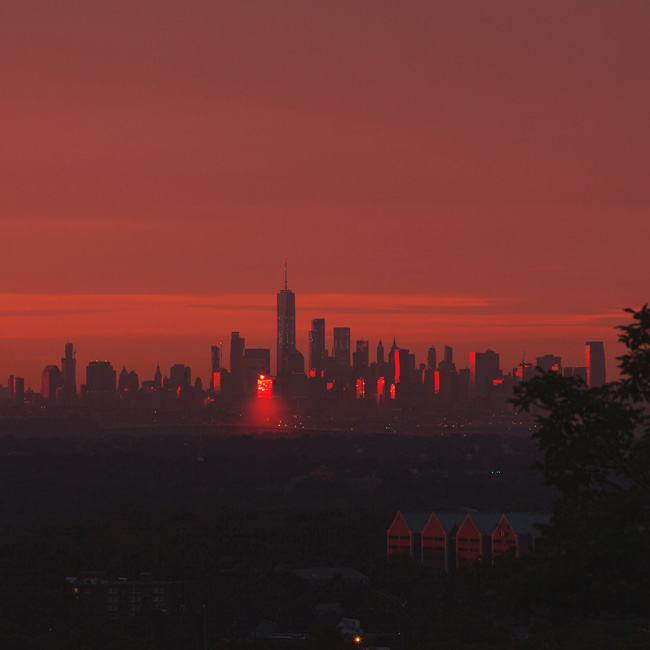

left=2, top=1, right=648, bottom=388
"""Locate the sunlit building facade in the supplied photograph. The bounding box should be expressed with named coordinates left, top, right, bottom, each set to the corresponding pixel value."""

left=469, top=349, right=501, bottom=401
left=585, top=341, right=606, bottom=387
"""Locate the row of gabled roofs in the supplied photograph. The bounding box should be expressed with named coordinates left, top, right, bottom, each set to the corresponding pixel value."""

left=388, top=510, right=551, bottom=570
left=394, top=510, right=549, bottom=537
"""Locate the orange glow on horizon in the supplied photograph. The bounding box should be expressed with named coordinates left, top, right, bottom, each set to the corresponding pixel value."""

left=0, top=292, right=626, bottom=391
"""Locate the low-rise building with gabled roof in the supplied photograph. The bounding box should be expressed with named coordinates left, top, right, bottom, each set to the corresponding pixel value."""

left=456, top=512, right=502, bottom=568
left=492, top=513, right=551, bottom=560
left=421, top=511, right=467, bottom=571
left=387, top=511, right=431, bottom=559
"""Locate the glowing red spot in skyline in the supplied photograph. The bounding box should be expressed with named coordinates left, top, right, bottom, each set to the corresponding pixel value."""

left=257, top=375, right=272, bottom=399
left=394, top=349, right=401, bottom=384
left=377, top=377, right=385, bottom=404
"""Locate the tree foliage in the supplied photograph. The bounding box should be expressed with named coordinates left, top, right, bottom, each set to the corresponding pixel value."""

left=511, top=305, right=650, bottom=618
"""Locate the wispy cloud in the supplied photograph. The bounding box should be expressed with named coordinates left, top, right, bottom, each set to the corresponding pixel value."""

left=0, top=309, right=111, bottom=318
left=0, top=293, right=624, bottom=341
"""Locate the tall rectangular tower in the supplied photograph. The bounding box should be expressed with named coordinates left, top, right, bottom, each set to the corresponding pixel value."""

left=585, top=341, right=606, bottom=387
left=333, top=327, right=351, bottom=367
left=211, top=345, right=221, bottom=373
left=276, top=262, right=296, bottom=376
left=61, top=342, right=77, bottom=400
left=469, top=349, right=501, bottom=400
left=309, top=318, right=326, bottom=374
left=353, top=339, right=369, bottom=378
left=230, top=332, right=245, bottom=382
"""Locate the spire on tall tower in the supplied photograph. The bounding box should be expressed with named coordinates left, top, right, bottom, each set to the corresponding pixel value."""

left=284, top=257, right=288, bottom=290
left=377, top=339, right=385, bottom=366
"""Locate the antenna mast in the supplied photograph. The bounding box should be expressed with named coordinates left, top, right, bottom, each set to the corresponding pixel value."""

left=284, top=257, right=288, bottom=290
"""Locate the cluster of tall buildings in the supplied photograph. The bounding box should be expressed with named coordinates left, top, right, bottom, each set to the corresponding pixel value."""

left=1, top=272, right=607, bottom=411
left=206, top=272, right=608, bottom=409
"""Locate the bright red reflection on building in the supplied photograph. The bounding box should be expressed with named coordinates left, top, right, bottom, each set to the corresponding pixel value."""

left=355, top=378, right=365, bottom=399
left=377, top=377, right=385, bottom=404
left=390, top=383, right=396, bottom=400
left=257, top=375, right=273, bottom=399
left=213, top=371, right=221, bottom=394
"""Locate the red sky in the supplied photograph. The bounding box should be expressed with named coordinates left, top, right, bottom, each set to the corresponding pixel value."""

left=1, top=1, right=649, bottom=389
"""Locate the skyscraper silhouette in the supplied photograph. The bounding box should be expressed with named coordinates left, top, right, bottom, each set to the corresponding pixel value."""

left=230, top=332, right=245, bottom=383
left=427, top=345, right=437, bottom=370
left=210, top=344, right=221, bottom=392
left=61, top=342, right=76, bottom=401
left=244, top=348, right=271, bottom=377
left=85, top=361, right=117, bottom=393
left=333, top=327, right=351, bottom=367
left=443, top=345, right=454, bottom=370
left=211, top=345, right=221, bottom=374
left=470, top=349, right=500, bottom=401
left=353, top=339, right=369, bottom=378
left=276, top=262, right=296, bottom=376
left=309, top=318, right=326, bottom=374
left=536, top=354, right=562, bottom=374
left=170, top=364, right=191, bottom=393
left=41, top=364, right=62, bottom=400
left=585, top=341, right=606, bottom=387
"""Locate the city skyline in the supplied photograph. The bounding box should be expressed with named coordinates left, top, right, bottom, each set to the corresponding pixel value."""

left=2, top=2, right=648, bottom=389
left=2, top=277, right=616, bottom=393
